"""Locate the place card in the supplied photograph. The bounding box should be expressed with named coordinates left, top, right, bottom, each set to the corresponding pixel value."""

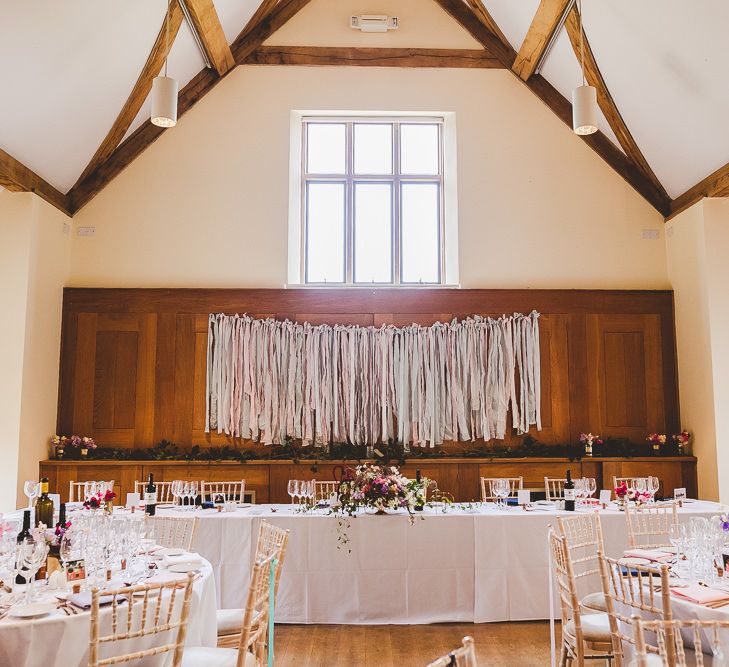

left=517, top=490, right=531, bottom=506
left=599, top=490, right=612, bottom=505
left=674, top=488, right=687, bottom=501
left=49, top=493, right=61, bottom=512
left=66, top=559, right=86, bottom=582
left=126, top=492, right=141, bottom=508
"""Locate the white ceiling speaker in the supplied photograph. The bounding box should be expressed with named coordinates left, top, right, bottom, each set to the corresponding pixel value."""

left=572, top=0, right=597, bottom=136
left=151, top=0, right=178, bottom=128
left=151, top=76, right=179, bottom=128
left=350, top=15, right=398, bottom=32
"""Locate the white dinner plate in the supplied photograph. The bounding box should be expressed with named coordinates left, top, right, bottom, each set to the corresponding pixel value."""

left=8, top=602, right=57, bottom=619
left=661, top=546, right=678, bottom=554
left=168, top=563, right=202, bottom=574
left=155, top=547, right=186, bottom=558
left=618, top=557, right=652, bottom=567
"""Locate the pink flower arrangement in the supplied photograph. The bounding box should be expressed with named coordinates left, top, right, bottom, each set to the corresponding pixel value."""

left=579, top=432, right=602, bottom=454
left=337, top=463, right=418, bottom=515
left=51, top=435, right=97, bottom=450
left=647, top=433, right=666, bottom=446
left=83, top=489, right=115, bottom=510
left=673, top=430, right=690, bottom=452
left=614, top=482, right=650, bottom=504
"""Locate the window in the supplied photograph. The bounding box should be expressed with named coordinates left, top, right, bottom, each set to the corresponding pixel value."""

left=300, top=116, right=446, bottom=285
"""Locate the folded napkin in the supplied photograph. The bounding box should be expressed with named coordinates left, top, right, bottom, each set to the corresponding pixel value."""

left=670, top=584, right=729, bottom=605
left=67, top=592, right=127, bottom=609
left=623, top=549, right=673, bottom=562
left=162, top=553, right=203, bottom=569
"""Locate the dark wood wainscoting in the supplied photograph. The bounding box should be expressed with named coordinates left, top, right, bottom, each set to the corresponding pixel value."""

left=57, top=288, right=679, bottom=450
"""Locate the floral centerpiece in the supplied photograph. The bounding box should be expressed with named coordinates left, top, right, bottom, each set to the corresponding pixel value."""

left=647, top=433, right=666, bottom=455
left=673, top=430, right=691, bottom=455
left=614, top=482, right=651, bottom=509
left=83, top=489, right=115, bottom=513
left=50, top=435, right=96, bottom=459
left=579, top=432, right=602, bottom=457
left=336, top=463, right=418, bottom=516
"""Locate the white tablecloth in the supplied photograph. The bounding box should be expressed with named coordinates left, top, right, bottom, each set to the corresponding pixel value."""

left=0, top=558, right=217, bottom=667
left=160, top=500, right=722, bottom=625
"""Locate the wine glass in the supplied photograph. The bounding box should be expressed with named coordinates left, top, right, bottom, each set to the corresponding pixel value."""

left=187, top=481, right=198, bottom=511
left=16, top=538, right=48, bottom=604
left=287, top=480, right=297, bottom=506
left=292, top=480, right=302, bottom=506
left=83, top=480, right=98, bottom=502
left=635, top=478, right=647, bottom=495
left=23, top=481, right=39, bottom=511
left=647, top=476, right=660, bottom=503
left=171, top=480, right=183, bottom=507
left=587, top=478, right=597, bottom=500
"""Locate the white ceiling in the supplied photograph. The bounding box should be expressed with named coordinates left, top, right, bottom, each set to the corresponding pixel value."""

left=1, top=0, right=727, bottom=200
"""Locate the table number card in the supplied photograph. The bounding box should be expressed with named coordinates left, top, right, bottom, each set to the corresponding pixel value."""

left=517, top=490, right=531, bottom=506
left=674, top=488, right=687, bottom=501
left=599, top=490, right=612, bottom=504
left=66, top=559, right=86, bottom=582
left=126, top=492, right=141, bottom=508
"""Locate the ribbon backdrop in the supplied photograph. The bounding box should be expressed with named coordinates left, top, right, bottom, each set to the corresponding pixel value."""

left=206, top=312, right=541, bottom=448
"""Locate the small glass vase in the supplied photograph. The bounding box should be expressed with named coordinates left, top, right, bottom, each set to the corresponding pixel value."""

left=80, top=447, right=89, bottom=459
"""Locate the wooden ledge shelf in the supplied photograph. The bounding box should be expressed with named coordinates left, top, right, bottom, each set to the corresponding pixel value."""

left=40, top=456, right=698, bottom=504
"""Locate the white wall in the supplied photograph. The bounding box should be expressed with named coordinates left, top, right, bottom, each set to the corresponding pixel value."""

left=70, top=0, right=667, bottom=288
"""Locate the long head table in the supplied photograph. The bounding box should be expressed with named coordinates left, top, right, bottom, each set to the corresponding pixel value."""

left=157, top=500, right=724, bottom=625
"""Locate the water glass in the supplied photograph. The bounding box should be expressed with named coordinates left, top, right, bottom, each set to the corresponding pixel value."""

left=23, top=481, right=39, bottom=511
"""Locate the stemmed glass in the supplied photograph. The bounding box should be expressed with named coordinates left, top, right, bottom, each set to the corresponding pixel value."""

left=15, top=539, right=49, bottom=604
left=186, top=481, right=198, bottom=511
left=0, top=518, right=19, bottom=583
left=171, top=480, right=183, bottom=507
left=635, top=478, right=647, bottom=496
left=493, top=479, right=509, bottom=509
left=83, top=481, right=98, bottom=502
left=586, top=478, right=597, bottom=501
left=287, top=480, right=297, bottom=506
left=23, top=481, right=39, bottom=511
left=647, top=476, right=660, bottom=503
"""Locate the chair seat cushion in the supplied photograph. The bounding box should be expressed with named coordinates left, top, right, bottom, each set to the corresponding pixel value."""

left=628, top=655, right=664, bottom=667
left=580, top=591, right=608, bottom=613
left=216, top=608, right=261, bottom=636
left=564, top=613, right=611, bottom=643
left=182, top=646, right=257, bottom=667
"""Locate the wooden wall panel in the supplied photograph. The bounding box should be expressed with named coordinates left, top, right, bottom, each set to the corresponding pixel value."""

left=57, top=289, right=679, bottom=451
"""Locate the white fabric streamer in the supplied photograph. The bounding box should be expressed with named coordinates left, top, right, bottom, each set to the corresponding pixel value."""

left=205, top=312, right=541, bottom=447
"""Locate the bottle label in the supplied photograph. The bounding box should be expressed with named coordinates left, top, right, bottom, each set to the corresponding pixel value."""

left=564, top=489, right=576, bottom=501
left=41, top=482, right=49, bottom=494
left=145, top=492, right=157, bottom=505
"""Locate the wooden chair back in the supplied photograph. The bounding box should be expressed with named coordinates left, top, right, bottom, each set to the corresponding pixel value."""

left=545, top=477, right=566, bottom=501
left=634, top=617, right=729, bottom=667
left=613, top=476, right=648, bottom=490
left=426, top=636, right=477, bottom=667
left=69, top=480, right=115, bottom=503
left=203, top=480, right=246, bottom=503
left=147, top=515, right=198, bottom=552
left=598, top=552, right=674, bottom=667
left=556, top=512, right=605, bottom=602
left=480, top=477, right=523, bottom=502
left=314, top=480, right=339, bottom=502
left=625, top=502, right=679, bottom=549
left=133, top=480, right=181, bottom=504
left=88, top=572, right=194, bottom=667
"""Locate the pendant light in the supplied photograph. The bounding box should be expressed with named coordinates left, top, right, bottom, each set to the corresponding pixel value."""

left=572, top=0, right=597, bottom=135
left=151, top=0, right=178, bottom=128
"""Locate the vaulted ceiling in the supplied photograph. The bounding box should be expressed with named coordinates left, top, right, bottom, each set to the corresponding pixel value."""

left=2, top=0, right=728, bottom=220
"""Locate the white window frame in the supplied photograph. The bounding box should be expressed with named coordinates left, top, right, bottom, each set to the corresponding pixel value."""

left=287, top=111, right=459, bottom=287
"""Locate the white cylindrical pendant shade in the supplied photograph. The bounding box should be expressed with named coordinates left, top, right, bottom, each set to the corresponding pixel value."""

left=572, top=84, right=598, bottom=135
left=151, top=76, right=178, bottom=128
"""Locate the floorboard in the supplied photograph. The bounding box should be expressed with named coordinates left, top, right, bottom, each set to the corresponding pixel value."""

left=273, top=621, right=554, bottom=666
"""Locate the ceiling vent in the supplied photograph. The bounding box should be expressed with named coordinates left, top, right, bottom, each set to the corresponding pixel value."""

left=350, top=15, right=399, bottom=33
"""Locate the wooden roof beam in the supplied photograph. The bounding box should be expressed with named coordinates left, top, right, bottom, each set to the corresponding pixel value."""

left=564, top=6, right=668, bottom=203
left=71, top=1, right=184, bottom=192
left=512, top=0, right=572, bottom=81
left=668, top=163, right=729, bottom=220
left=0, top=148, right=71, bottom=216
left=181, top=0, right=235, bottom=76
left=68, top=0, right=313, bottom=214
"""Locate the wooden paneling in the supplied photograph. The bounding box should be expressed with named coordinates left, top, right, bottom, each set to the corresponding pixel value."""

left=58, top=288, right=679, bottom=454
left=39, top=458, right=698, bottom=504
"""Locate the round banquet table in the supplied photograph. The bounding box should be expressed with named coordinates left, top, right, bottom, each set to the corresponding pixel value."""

left=156, top=499, right=723, bottom=625
left=0, top=556, right=217, bottom=667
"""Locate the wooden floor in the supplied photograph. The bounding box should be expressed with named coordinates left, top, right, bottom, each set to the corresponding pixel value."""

left=274, top=621, right=553, bottom=666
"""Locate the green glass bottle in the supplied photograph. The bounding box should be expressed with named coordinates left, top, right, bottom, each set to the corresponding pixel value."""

left=35, top=477, right=54, bottom=528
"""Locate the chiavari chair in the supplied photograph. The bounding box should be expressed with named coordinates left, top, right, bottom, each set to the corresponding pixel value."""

left=633, top=617, right=728, bottom=666
left=480, top=477, right=523, bottom=502
left=625, top=502, right=679, bottom=549
left=426, top=636, right=478, bottom=667
left=88, top=572, right=195, bottom=667
left=203, top=480, right=246, bottom=503
left=69, top=480, right=115, bottom=503
left=546, top=477, right=567, bottom=501
left=217, top=521, right=290, bottom=648
left=183, top=552, right=278, bottom=667
left=598, top=552, right=674, bottom=667
left=556, top=512, right=608, bottom=613
left=147, top=515, right=199, bottom=552
left=133, top=480, right=181, bottom=504
left=549, top=528, right=613, bottom=666
left=313, top=480, right=339, bottom=502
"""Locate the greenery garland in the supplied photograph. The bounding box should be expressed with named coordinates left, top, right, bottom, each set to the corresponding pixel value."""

left=68, top=435, right=683, bottom=465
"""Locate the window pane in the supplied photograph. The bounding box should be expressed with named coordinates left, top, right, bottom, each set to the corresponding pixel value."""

left=307, top=124, right=346, bottom=174
left=354, top=124, right=392, bottom=174
left=306, top=183, right=345, bottom=282
left=401, top=183, right=439, bottom=283
left=400, top=124, right=439, bottom=175
left=354, top=183, right=392, bottom=283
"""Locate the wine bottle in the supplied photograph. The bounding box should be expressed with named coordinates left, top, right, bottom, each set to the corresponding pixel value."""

left=54, top=503, right=67, bottom=534
left=145, top=474, right=157, bottom=516
left=564, top=470, right=575, bottom=512
left=415, top=469, right=424, bottom=511
left=16, top=510, right=32, bottom=584
left=35, top=477, right=54, bottom=528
